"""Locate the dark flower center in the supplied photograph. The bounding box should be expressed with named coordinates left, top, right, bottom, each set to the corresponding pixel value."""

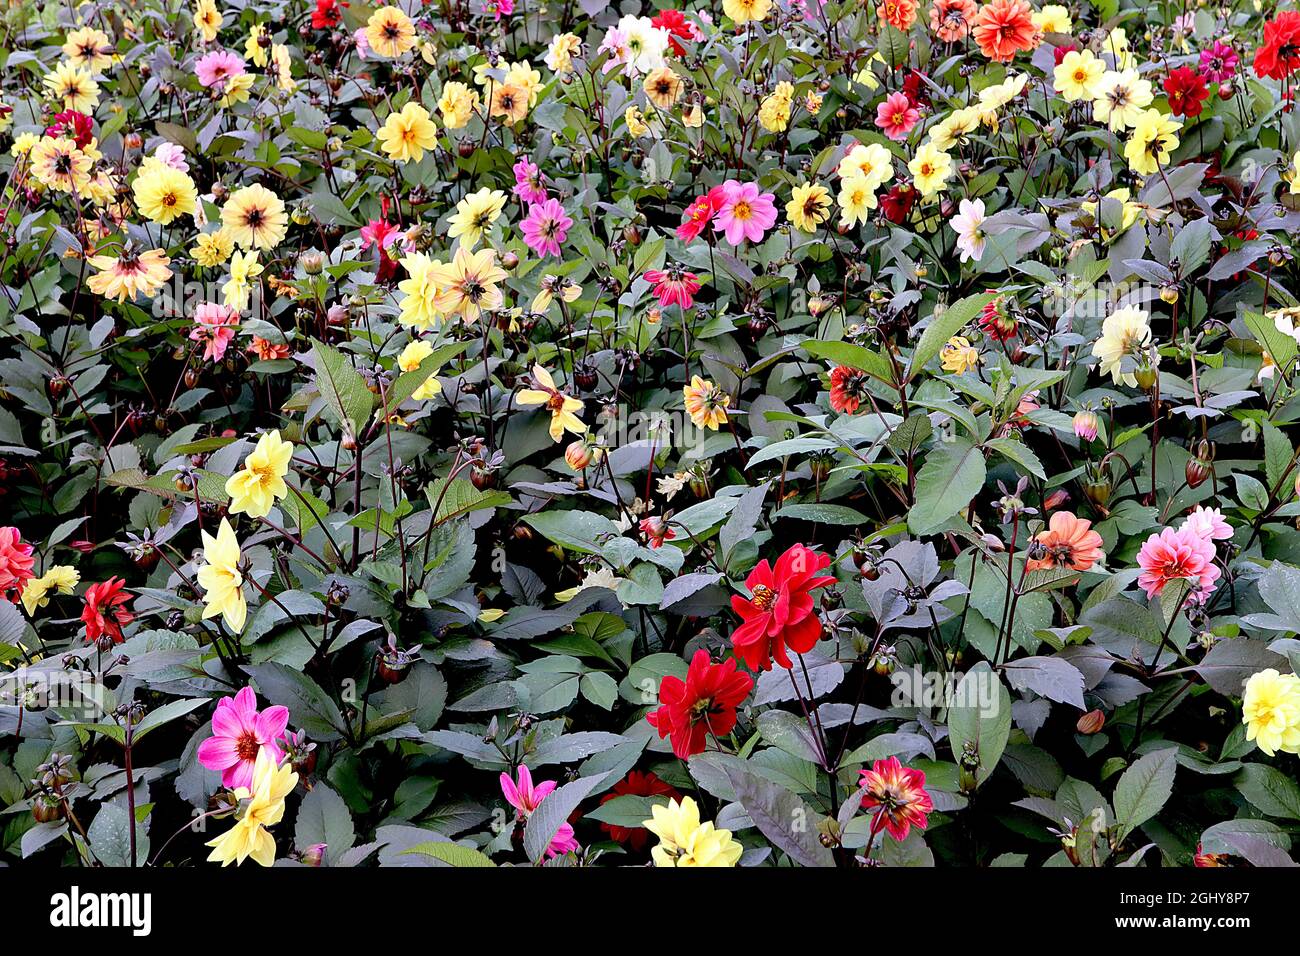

left=235, top=731, right=260, bottom=762
left=689, top=697, right=716, bottom=722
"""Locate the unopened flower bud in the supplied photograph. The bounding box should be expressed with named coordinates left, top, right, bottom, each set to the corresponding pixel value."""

left=31, top=794, right=63, bottom=824
left=1073, top=407, right=1099, bottom=442
left=1187, top=440, right=1214, bottom=490
left=300, top=843, right=326, bottom=866
left=1043, top=489, right=1070, bottom=511
left=1076, top=709, right=1105, bottom=734
left=564, top=437, right=600, bottom=471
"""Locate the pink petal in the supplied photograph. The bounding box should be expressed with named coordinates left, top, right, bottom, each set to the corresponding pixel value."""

left=232, top=686, right=258, bottom=718
left=197, top=735, right=241, bottom=771
left=531, top=780, right=556, bottom=804
left=515, top=764, right=534, bottom=801
left=255, top=705, right=290, bottom=743
left=210, top=700, right=245, bottom=739
left=500, top=771, right=522, bottom=812
left=223, top=759, right=256, bottom=791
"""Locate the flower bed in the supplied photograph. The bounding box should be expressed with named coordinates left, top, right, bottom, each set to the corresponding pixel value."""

left=1, top=0, right=1300, bottom=869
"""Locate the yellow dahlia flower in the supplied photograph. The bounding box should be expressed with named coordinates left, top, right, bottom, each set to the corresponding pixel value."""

left=226, top=430, right=294, bottom=519
left=197, top=517, right=247, bottom=632
left=644, top=797, right=743, bottom=867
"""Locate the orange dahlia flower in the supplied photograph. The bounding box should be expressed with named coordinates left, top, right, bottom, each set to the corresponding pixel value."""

left=1025, top=511, right=1103, bottom=574
left=879, top=0, right=918, bottom=32
left=971, top=0, right=1038, bottom=63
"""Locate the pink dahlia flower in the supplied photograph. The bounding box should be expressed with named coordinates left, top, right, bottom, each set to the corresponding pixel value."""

left=196, top=686, right=291, bottom=791
left=713, top=180, right=777, bottom=246
left=152, top=142, right=190, bottom=172
left=875, top=91, right=920, bottom=141
left=643, top=268, right=702, bottom=310
left=512, top=159, right=548, bottom=205
left=190, top=302, right=241, bottom=363
left=1136, top=527, right=1221, bottom=600
left=1200, top=40, right=1238, bottom=83
left=1179, top=505, right=1233, bottom=543
left=520, top=198, right=573, bottom=258
left=499, top=764, right=579, bottom=859
left=195, top=50, right=246, bottom=91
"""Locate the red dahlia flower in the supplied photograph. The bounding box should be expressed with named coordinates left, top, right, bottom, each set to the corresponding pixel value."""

left=0, top=526, right=35, bottom=599
left=880, top=183, right=916, bottom=224
left=1052, top=43, right=1078, bottom=66
left=978, top=295, right=1017, bottom=340
left=639, top=514, right=676, bottom=549
left=1255, top=11, right=1300, bottom=80
left=901, top=69, right=931, bottom=107
left=1164, top=66, right=1209, bottom=117
left=598, top=771, right=682, bottom=850
left=676, top=186, right=726, bottom=242
left=859, top=756, right=933, bottom=842
left=651, top=8, right=697, bottom=56
left=45, top=110, right=94, bottom=150
left=829, top=365, right=868, bottom=414
left=82, top=577, right=134, bottom=644
left=730, top=544, right=835, bottom=671
left=312, top=0, right=347, bottom=29
left=646, top=648, right=754, bottom=758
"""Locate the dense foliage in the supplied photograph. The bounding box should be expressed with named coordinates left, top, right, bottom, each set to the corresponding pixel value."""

left=3, top=0, right=1300, bottom=869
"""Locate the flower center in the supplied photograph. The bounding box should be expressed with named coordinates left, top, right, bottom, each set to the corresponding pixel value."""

left=235, top=731, right=260, bottom=762
left=1047, top=544, right=1075, bottom=566
left=750, top=584, right=776, bottom=611
left=689, top=697, right=714, bottom=721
